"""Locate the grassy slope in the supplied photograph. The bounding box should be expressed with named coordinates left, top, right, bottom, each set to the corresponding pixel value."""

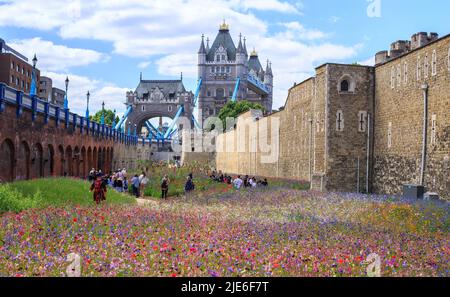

left=9, top=178, right=135, bottom=207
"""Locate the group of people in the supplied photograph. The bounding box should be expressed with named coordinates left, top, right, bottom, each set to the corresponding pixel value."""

left=130, top=172, right=150, bottom=198
left=209, top=170, right=268, bottom=190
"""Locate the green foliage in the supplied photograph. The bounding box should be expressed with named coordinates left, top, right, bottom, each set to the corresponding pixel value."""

left=90, top=109, right=119, bottom=126
left=216, top=100, right=264, bottom=131
left=0, top=184, right=43, bottom=213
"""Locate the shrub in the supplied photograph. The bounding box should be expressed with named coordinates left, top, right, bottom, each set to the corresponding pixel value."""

left=0, top=184, right=43, bottom=213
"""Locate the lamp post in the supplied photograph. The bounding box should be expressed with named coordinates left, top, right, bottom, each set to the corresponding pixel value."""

left=85, top=91, right=90, bottom=119
left=64, top=76, right=69, bottom=110
left=30, top=54, right=37, bottom=96
left=101, top=101, right=105, bottom=125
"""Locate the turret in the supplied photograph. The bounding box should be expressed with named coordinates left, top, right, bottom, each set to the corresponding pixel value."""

left=264, top=60, right=273, bottom=88
left=198, top=34, right=206, bottom=64
left=236, top=33, right=246, bottom=65
left=198, top=34, right=207, bottom=79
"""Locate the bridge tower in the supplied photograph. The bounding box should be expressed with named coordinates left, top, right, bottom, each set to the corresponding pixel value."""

left=124, top=76, right=194, bottom=141
left=197, top=21, right=273, bottom=124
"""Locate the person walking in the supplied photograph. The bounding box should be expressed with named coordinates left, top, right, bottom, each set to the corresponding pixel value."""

left=184, top=176, right=195, bottom=200
left=139, top=172, right=149, bottom=198
left=161, top=174, right=170, bottom=199
left=131, top=174, right=140, bottom=198
left=88, top=168, right=96, bottom=182
left=90, top=173, right=107, bottom=205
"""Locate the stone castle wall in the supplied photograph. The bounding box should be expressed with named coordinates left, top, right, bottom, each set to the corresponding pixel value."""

left=212, top=34, right=449, bottom=199
left=373, top=35, right=450, bottom=199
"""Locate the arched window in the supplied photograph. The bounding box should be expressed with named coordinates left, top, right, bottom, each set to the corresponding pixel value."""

left=340, top=80, right=349, bottom=92
left=216, top=88, right=224, bottom=99
left=141, top=105, right=145, bottom=111
left=432, top=50, right=437, bottom=76
left=338, top=75, right=355, bottom=93
left=168, top=105, right=173, bottom=112
left=397, top=64, right=401, bottom=87
left=424, top=53, right=429, bottom=78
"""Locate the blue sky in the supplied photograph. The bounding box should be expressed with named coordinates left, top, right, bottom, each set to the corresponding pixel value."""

left=0, top=0, right=449, bottom=116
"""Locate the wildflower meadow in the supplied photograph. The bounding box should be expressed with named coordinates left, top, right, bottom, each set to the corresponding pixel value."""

left=0, top=177, right=448, bottom=277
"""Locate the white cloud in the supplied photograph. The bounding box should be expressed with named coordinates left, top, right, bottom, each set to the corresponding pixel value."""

left=238, top=0, right=301, bottom=13
left=359, top=56, right=375, bottom=66
left=9, top=38, right=108, bottom=72
left=43, top=71, right=129, bottom=117
left=137, top=61, right=152, bottom=69
left=0, top=0, right=361, bottom=110
left=279, top=22, right=328, bottom=40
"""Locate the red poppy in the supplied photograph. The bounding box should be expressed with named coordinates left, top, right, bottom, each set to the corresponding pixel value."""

left=338, top=259, right=344, bottom=264
left=153, top=246, right=158, bottom=251
left=171, top=273, right=177, bottom=277
left=251, top=253, right=256, bottom=258
left=73, top=218, right=78, bottom=223
left=131, top=253, right=137, bottom=259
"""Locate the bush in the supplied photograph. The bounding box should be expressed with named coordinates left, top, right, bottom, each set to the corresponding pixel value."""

left=0, top=184, right=43, bottom=213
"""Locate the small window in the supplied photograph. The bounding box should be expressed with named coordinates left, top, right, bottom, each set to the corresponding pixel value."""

left=416, top=56, right=421, bottom=81
left=431, top=50, right=437, bottom=76
left=207, top=90, right=211, bottom=97
left=424, top=53, right=429, bottom=78
left=16, top=77, right=19, bottom=85
left=10, top=62, right=14, bottom=69
left=336, top=110, right=344, bottom=132
left=141, top=105, right=145, bottom=112
left=448, top=46, right=450, bottom=72
left=16, top=65, right=19, bottom=72
left=221, top=66, right=224, bottom=73
left=229, top=90, right=233, bottom=97
left=211, top=67, right=215, bottom=73
left=340, top=80, right=349, bottom=92
left=226, top=66, right=230, bottom=73
left=388, top=122, right=392, bottom=148
left=216, top=55, right=220, bottom=62
left=397, top=64, right=401, bottom=87
left=216, top=88, right=224, bottom=99
left=358, top=111, right=367, bottom=133
left=431, top=114, right=437, bottom=145
left=168, top=106, right=173, bottom=112
left=221, top=55, right=225, bottom=61
left=404, top=62, right=408, bottom=85
left=10, top=75, right=14, bottom=84
left=391, top=66, right=395, bottom=89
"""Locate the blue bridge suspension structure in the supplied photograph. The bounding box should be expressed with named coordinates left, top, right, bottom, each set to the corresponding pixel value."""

left=113, top=72, right=268, bottom=145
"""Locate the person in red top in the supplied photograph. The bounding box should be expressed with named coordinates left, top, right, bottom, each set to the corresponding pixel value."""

left=90, top=173, right=107, bottom=205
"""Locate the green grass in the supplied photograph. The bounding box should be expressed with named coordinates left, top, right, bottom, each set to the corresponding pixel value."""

left=1, top=178, right=135, bottom=213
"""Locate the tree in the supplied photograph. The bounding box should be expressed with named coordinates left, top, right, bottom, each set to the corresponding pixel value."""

left=216, top=100, right=264, bottom=131
left=90, top=109, right=119, bottom=126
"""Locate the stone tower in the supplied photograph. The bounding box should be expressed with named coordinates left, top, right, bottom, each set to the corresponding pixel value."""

left=197, top=21, right=273, bottom=123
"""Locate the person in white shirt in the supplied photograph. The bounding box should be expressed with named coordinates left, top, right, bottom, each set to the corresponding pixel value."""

left=139, top=172, right=149, bottom=198
left=233, top=176, right=243, bottom=190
